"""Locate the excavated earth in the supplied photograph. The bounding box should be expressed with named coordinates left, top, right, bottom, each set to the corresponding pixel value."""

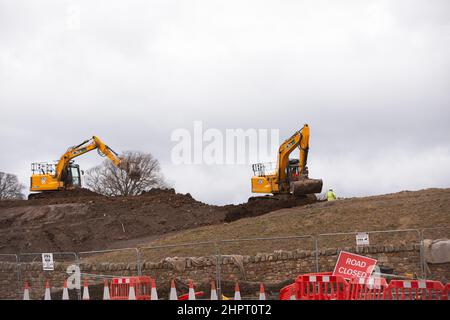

left=0, top=188, right=315, bottom=253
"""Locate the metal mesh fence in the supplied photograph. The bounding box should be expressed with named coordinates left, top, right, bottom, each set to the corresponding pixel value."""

left=77, top=248, right=140, bottom=300
left=316, top=229, right=423, bottom=279
left=139, top=242, right=218, bottom=300
left=217, top=236, right=315, bottom=299
left=421, top=227, right=450, bottom=281
left=18, top=252, right=78, bottom=300
left=0, top=227, right=447, bottom=299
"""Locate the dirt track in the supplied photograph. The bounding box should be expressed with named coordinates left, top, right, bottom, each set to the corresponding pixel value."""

left=0, top=188, right=315, bottom=253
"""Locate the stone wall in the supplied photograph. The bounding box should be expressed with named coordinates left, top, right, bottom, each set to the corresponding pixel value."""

left=0, top=244, right=448, bottom=299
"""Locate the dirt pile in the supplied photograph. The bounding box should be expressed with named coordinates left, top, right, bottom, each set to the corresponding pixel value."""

left=223, top=194, right=317, bottom=222
left=0, top=188, right=316, bottom=253
left=28, top=188, right=103, bottom=200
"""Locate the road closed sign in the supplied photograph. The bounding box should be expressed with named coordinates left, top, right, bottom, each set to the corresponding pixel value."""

left=333, top=251, right=377, bottom=280
left=42, top=253, right=54, bottom=271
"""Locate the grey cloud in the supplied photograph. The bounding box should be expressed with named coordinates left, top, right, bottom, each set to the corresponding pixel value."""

left=0, top=0, right=449, bottom=204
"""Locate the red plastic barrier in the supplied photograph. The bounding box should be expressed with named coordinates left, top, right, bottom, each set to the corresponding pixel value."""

left=279, top=283, right=298, bottom=300
left=350, top=277, right=388, bottom=300
left=295, top=274, right=350, bottom=300
left=384, top=280, right=446, bottom=300
left=110, top=276, right=151, bottom=300
left=279, top=272, right=333, bottom=300
left=444, top=283, right=449, bottom=300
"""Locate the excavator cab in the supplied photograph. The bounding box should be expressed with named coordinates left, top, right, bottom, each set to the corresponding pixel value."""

left=287, top=159, right=300, bottom=182
left=62, top=163, right=82, bottom=189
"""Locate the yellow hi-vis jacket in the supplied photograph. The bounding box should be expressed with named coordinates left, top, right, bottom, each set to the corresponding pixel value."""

left=326, top=190, right=336, bottom=201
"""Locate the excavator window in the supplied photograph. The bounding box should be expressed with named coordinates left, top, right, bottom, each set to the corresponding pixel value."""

left=64, top=164, right=81, bottom=188
left=288, top=159, right=300, bottom=182
left=70, top=166, right=81, bottom=187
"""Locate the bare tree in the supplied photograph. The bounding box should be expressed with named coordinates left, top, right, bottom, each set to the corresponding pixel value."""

left=0, top=172, right=26, bottom=200
left=85, top=151, right=168, bottom=196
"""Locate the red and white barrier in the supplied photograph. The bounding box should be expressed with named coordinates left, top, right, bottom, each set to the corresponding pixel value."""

left=290, top=287, right=297, bottom=300
left=296, top=274, right=350, bottom=300
left=110, top=277, right=151, bottom=300
left=444, top=283, right=449, bottom=300
left=350, top=277, right=388, bottom=300
left=385, top=279, right=446, bottom=300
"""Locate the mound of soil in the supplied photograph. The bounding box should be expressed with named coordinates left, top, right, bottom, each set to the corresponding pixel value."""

left=223, top=194, right=317, bottom=222
left=28, top=188, right=103, bottom=200
left=0, top=188, right=316, bottom=253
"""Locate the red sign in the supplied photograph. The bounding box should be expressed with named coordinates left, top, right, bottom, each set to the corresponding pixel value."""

left=333, top=251, right=377, bottom=280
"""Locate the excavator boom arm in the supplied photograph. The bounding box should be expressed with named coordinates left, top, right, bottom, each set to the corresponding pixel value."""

left=277, top=124, right=310, bottom=187
left=54, top=136, right=124, bottom=180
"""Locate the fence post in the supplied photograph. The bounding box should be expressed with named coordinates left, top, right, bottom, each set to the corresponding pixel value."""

left=74, top=253, right=82, bottom=300
left=314, top=237, right=319, bottom=273
left=214, top=241, right=222, bottom=300
left=15, top=254, right=21, bottom=300
left=418, top=229, right=426, bottom=280
left=136, top=248, right=142, bottom=277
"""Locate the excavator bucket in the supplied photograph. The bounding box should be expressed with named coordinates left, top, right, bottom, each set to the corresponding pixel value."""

left=292, top=178, right=323, bottom=196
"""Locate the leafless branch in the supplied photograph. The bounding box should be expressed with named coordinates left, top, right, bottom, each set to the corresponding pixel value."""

left=85, top=151, right=169, bottom=196
left=0, top=172, right=26, bottom=200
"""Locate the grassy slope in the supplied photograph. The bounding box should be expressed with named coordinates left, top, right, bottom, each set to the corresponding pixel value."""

left=85, top=188, right=450, bottom=262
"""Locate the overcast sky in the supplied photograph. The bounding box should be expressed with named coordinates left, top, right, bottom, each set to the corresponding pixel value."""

left=1, top=0, right=449, bottom=204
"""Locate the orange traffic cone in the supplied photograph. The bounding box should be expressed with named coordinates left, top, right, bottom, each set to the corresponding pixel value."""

left=234, top=282, right=241, bottom=300
left=82, top=278, right=90, bottom=300
left=188, top=279, right=196, bottom=300
left=259, top=283, right=266, bottom=300
left=44, top=280, right=51, bottom=300
left=62, top=279, right=69, bottom=300
left=169, top=280, right=178, bottom=300
left=150, top=278, right=158, bottom=300
left=210, top=281, right=218, bottom=300
left=23, top=281, right=30, bottom=300
left=103, top=279, right=110, bottom=300
left=128, top=278, right=136, bottom=300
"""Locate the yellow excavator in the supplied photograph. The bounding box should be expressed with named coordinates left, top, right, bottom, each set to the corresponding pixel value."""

left=29, top=136, right=138, bottom=199
left=251, top=124, right=323, bottom=197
